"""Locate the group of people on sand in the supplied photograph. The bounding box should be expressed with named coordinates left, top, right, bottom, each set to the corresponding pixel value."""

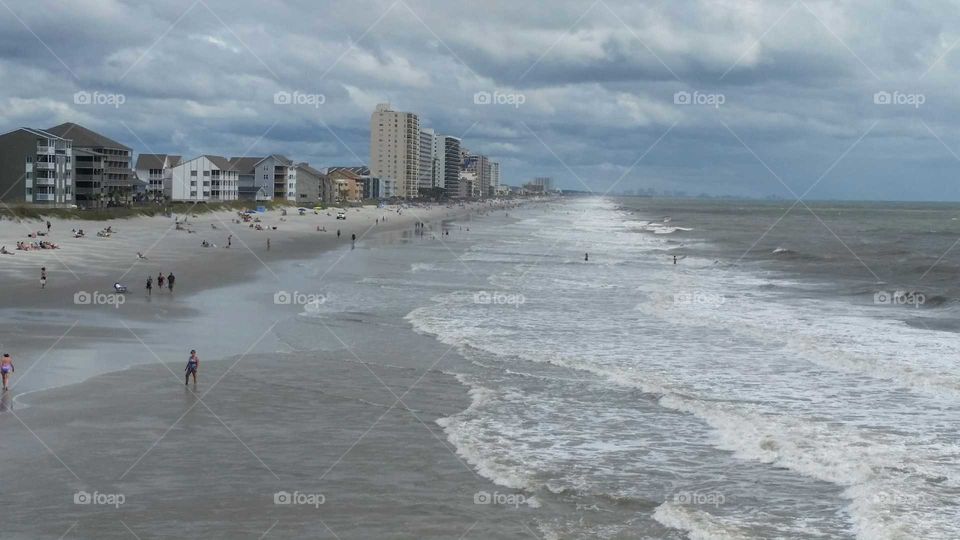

left=145, top=272, right=176, bottom=296
left=16, top=240, right=58, bottom=250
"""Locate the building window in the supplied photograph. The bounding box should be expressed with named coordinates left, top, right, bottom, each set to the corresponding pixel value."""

left=191, top=170, right=198, bottom=176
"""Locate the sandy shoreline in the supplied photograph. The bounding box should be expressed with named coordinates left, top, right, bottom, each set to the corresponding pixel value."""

left=0, top=198, right=545, bottom=539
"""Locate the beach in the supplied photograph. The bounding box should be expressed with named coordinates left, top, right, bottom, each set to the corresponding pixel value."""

left=0, top=200, right=543, bottom=539
left=3, top=196, right=959, bottom=539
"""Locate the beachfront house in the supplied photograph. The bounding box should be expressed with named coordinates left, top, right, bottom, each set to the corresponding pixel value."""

left=0, top=127, right=74, bottom=206
left=168, top=155, right=239, bottom=202
left=227, top=155, right=297, bottom=202
left=294, top=163, right=332, bottom=205
left=327, top=168, right=362, bottom=203
left=135, top=154, right=182, bottom=202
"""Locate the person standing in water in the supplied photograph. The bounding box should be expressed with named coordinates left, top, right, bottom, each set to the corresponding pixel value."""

left=184, top=350, right=199, bottom=385
left=673, top=255, right=677, bottom=265
left=157, top=272, right=165, bottom=290
left=1, top=354, right=14, bottom=390
left=146, top=276, right=153, bottom=296
left=40, top=267, right=47, bottom=289
left=167, top=272, right=176, bottom=293
left=584, top=253, right=589, bottom=262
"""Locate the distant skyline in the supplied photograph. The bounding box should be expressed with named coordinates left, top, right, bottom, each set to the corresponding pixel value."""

left=2, top=1, right=960, bottom=200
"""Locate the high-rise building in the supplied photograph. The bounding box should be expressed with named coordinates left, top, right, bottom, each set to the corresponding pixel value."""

left=417, top=128, right=446, bottom=194
left=443, top=136, right=461, bottom=197
left=370, top=103, right=420, bottom=198
left=463, top=153, right=491, bottom=198
left=0, top=127, right=73, bottom=205
left=490, top=161, right=500, bottom=191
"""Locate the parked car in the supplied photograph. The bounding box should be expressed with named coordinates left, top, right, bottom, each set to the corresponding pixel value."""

left=336, top=211, right=346, bottom=220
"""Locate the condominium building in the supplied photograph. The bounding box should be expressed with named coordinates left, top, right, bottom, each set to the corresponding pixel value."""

left=463, top=153, right=492, bottom=198
left=0, top=127, right=73, bottom=205
left=418, top=128, right=445, bottom=194
left=370, top=103, right=420, bottom=199
left=46, top=123, right=134, bottom=205
left=135, top=154, right=182, bottom=201
left=168, top=155, right=239, bottom=202
left=490, top=161, right=500, bottom=191
left=443, top=136, right=461, bottom=198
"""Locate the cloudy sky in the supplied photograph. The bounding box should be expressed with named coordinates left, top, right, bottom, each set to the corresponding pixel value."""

left=1, top=0, right=958, bottom=200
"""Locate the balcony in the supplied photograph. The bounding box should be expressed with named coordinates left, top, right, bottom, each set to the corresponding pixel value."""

left=34, top=161, right=55, bottom=170
left=35, top=193, right=56, bottom=201
left=34, top=177, right=57, bottom=186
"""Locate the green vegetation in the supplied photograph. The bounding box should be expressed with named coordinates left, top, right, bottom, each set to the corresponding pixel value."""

left=0, top=200, right=298, bottom=222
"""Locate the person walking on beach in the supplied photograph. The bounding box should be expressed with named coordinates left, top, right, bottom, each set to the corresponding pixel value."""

left=146, top=276, right=153, bottom=296
left=157, top=272, right=165, bottom=290
left=184, top=349, right=199, bottom=385
left=1, top=354, right=14, bottom=390
left=337, top=229, right=341, bottom=239
left=46, top=220, right=51, bottom=233
left=267, top=238, right=271, bottom=251
left=167, top=273, right=176, bottom=293
left=40, top=267, right=47, bottom=288
left=351, top=233, right=356, bottom=248
left=227, top=234, right=232, bottom=248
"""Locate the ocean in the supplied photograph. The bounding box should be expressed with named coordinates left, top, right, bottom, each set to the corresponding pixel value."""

left=3, top=197, right=959, bottom=539
left=406, top=197, right=960, bottom=539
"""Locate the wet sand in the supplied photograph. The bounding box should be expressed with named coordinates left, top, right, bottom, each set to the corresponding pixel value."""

left=0, top=200, right=542, bottom=539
